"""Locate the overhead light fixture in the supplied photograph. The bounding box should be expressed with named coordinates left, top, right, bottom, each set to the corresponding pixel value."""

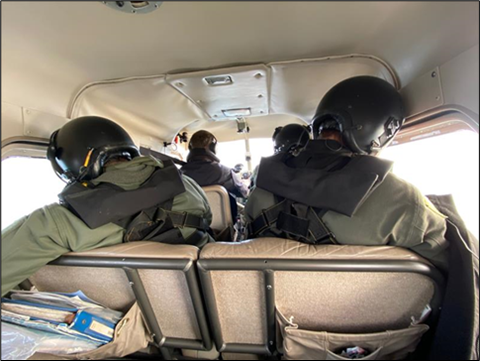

left=222, top=108, right=251, bottom=118
left=204, top=75, right=233, bottom=86
left=103, top=1, right=163, bottom=14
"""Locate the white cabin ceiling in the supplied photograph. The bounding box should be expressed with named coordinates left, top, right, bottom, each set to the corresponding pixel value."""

left=1, top=1, right=479, bottom=142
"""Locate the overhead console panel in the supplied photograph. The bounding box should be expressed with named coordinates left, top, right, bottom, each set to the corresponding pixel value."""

left=167, top=65, right=270, bottom=121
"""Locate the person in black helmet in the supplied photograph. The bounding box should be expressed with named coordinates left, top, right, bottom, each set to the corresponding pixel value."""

left=250, top=124, right=311, bottom=190
left=272, top=124, right=311, bottom=156
left=1, top=116, right=214, bottom=296
left=245, top=76, right=449, bottom=272
left=181, top=130, right=248, bottom=199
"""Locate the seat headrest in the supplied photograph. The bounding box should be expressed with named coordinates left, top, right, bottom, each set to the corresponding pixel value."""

left=200, top=238, right=431, bottom=265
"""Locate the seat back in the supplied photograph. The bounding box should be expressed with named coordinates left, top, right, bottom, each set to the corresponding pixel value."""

left=30, top=242, right=212, bottom=354
left=202, top=185, right=233, bottom=231
left=198, top=238, right=444, bottom=355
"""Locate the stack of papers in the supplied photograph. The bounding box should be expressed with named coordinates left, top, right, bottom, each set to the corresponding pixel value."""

left=9, top=290, right=123, bottom=324
left=2, top=322, right=100, bottom=360
left=1, top=291, right=124, bottom=345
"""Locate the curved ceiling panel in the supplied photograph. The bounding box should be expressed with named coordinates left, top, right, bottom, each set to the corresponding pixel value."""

left=70, top=76, right=209, bottom=147
left=269, top=55, right=397, bottom=121
left=70, top=55, right=396, bottom=142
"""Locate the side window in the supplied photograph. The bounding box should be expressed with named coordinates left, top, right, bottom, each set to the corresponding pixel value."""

left=380, top=129, right=479, bottom=239
left=1, top=157, right=65, bottom=230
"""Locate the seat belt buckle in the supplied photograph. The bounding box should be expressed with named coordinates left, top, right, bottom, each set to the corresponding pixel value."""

left=248, top=211, right=271, bottom=237
left=246, top=222, right=254, bottom=238
left=315, top=224, right=337, bottom=245
left=261, top=211, right=269, bottom=225
left=178, top=212, right=188, bottom=228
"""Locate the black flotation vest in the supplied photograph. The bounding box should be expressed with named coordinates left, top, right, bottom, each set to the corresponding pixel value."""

left=59, top=160, right=210, bottom=245
left=182, top=148, right=245, bottom=198
left=248, top=141, right=393, bottom=245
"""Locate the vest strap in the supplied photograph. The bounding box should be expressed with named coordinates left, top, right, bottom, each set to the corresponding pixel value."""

left=123, top=206, right=209, bottom=243
left=167, top=211, right=209, bottom=231
left=247, top=200, right=335, bottom=244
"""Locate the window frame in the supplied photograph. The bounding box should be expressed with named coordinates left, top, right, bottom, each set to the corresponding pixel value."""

left=1, top=105, right=478, bottom=160
left=1, top=137, right=49, bottom=161
left=379, top=113, right=479, bottom=238
left=391, top=105, right=478, bottom=147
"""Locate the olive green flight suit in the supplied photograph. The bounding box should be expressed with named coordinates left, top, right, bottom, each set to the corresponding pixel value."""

left=1, top=156, right=213, bottom=296
left=245, top=142, right=449, bottom=272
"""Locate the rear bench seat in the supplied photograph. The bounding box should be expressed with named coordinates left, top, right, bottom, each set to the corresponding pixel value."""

left=197, top=238, right=445, bottom=357
left=24, top=238, right=445, bottom=359
left=29, top=241, right=212, bottom=358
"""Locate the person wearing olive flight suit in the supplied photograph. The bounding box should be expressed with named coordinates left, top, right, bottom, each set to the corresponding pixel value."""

left=1, top=116, right=214, bottom=296
left=245, top=76, right=449, bottom=272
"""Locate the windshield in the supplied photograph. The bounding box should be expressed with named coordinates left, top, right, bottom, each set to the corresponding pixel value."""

left=216, top=138, right=275, bottom=170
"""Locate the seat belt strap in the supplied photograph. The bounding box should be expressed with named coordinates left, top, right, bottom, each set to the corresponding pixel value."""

left=248, top=200, right=336, bottom=244
left=276, top=211, right=310, bottom=238
left=307, top=208, right=337, bottom=244
left=167, top=211, right=209, bottom=231
left=247, top=200, right=286, bottom=236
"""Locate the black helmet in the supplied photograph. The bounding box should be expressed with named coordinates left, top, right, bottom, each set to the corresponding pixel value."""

left=188, top=130, right=218, bottom=154
left=311, top=76, right=405, bottom=154
left=272, top=124, right=311, bottom=155
left=47, top=116, right=140, bottom=183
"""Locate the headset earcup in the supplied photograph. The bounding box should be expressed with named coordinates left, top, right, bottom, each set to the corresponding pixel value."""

left=209, top=140, right=216, bottom=154
left=304, top=125, right=312, bottom=139
left=208, top=134, right=217, bottom=154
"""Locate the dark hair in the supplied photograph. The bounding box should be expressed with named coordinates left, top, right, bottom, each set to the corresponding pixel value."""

left=318, top=129, right=344, bottom=145
left=104, top=157, right=129, bottom=167
left=189, top=130, right=217, bottom=152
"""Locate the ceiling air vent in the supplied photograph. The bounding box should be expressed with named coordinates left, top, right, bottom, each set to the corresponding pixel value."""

left=103, top=1, right=163, bottom=14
